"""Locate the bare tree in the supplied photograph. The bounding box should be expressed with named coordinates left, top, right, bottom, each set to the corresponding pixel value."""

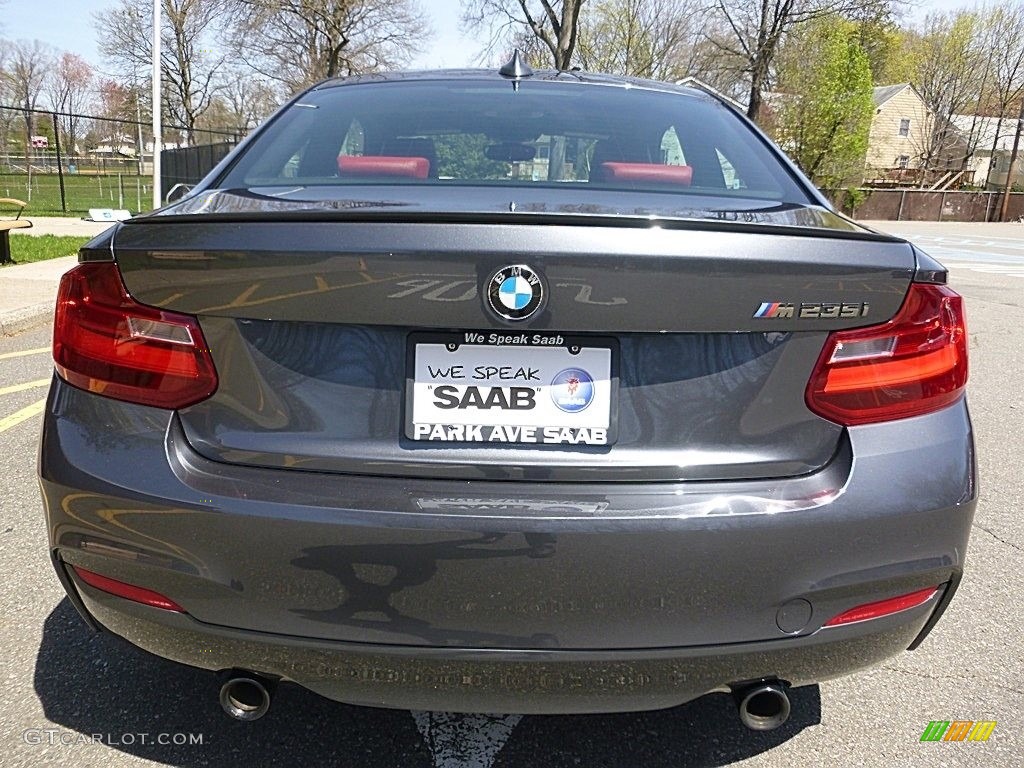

left=576, top=0, right=705, bottom=81
left=95, top=0, right=228, bottom=143
left=978, top=1, right=1024, bottom=187
left=197, top=68, right=280, bottom=134
left=225, top=0, right=430, bottom=93
left=707, top=0, right=896, bottom=121
left=0, top=45, right=18, bottom=168
left=463, top=0, right=586, bottom=70
left=219, top=69, right=280, bottom=130
left=3, top=40, right=56, bottom=162
left=92, top=78, right=137, bottom=161
left=46, top=52, right=95, bottom=156
left=905, top=11, right=988, bottom=176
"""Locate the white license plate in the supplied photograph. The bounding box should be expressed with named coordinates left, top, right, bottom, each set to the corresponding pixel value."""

left=406, top=332, right=617, bottom=446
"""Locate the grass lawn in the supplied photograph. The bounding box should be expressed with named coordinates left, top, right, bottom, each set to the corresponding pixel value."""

left=0, top=173, right=152, bottom=215
left=3, top=235, right=90, bottom=265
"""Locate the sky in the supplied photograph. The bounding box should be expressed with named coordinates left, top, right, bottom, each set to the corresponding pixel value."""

left=0, top=0, right=481, bottom=73
left=0, top=0, right=981, bottom=76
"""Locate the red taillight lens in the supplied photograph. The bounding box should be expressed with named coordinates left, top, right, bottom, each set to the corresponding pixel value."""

left=806, top=283, right=967, bottom=426
left=72, top=566, right=185, bottom=612
left=53, top=262, right=217, bottom=409
left=823, top=586, right=938, bottom=627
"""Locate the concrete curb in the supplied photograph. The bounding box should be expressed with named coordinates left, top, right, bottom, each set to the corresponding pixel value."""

left=0, top=302, right=54, bottom=337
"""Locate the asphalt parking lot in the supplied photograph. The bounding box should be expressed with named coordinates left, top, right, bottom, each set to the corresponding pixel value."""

left=1, top=221, right=1021, bottom=767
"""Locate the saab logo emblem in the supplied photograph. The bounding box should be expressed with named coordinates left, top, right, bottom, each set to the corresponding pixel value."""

left=550, top=367, right=595, bottom=413
left=754, top=301, right=870, bottom=319
left=486, top=264, right=544, bottom=321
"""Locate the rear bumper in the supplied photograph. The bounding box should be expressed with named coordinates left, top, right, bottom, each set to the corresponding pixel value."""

left=39, top=378, right=977, bottom=713
left=73, top=581, right=942, bottom=714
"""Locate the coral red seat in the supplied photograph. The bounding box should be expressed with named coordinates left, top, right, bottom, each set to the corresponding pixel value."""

left=337, top=155, right=430, bottom=179
left=599, top=163, right=693, bottom=185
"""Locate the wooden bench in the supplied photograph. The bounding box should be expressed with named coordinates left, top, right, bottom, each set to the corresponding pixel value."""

left=0, top=198, right=31, bottom=264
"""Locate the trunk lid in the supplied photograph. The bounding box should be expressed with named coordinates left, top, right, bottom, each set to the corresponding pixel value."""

left=113, top=207, right=914, bottom=482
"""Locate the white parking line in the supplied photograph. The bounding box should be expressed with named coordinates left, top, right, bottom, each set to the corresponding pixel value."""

left=890, top=233, right=1024, bottom=277
left=895, top=233, right=1024, bottom=250
left=919, top=245, right=1024, bottom=264
left=0, top=378, right=50, bottom=396
left=949, top=264, right=1024, bottom=278
left=0, top=346, right=50, bottom=360
left=412, top=711, right=521, bottom=768
left=0, top=398, right=45, bottom=433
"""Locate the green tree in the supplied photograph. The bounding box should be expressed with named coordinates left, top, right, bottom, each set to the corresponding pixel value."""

left=707, top=0, right=894, bottom=122
left=903, top=11, right=996, bottom=174
left=576, top=0, right=701, bottom=81
left=773, top=16, right=874, bottom=188
left=434, top=134, right=509, bottom=179
left=852, top=10, right=906, bottom=84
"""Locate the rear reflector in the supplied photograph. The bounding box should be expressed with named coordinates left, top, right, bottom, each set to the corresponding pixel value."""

left=53, top=262, right=217, bottom=409
left=72, top=566, right=185, bottom=612
left=806, top=283, right=967, bottom=425
left=823, top=587, right=938, bottom=627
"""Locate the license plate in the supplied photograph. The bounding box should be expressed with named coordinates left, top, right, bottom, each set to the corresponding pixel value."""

left=405, top=331, right=617, bottom=446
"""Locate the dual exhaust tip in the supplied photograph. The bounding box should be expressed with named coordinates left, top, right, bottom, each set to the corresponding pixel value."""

left=217, top=670, right=791, bottom=731
left=219, top=671, right=274, bottom=721
left=734, top=681, right=791, bottom=731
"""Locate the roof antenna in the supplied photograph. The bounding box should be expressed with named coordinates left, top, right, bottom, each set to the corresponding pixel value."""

left=499, top=50, right=533, bottom=80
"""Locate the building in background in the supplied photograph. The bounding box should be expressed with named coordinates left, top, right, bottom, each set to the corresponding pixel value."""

left=863, top=84, right=933, bottom=180
left=951, top=115, right=1024, bottom=191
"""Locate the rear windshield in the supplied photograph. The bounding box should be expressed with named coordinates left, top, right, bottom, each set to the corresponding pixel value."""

left=220, top=78, right=810, bottom=203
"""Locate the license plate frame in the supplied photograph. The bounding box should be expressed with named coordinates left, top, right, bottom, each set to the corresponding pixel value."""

left=404, top=331, right=618, bottom=446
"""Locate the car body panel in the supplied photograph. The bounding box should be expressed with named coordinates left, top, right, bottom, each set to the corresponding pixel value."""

left=39, top=68, right=978, bottom=715
left=112, top=218, right=913, bottom=333
left=40, top=378, right=974, bottom=654
left=110, top=219, right=913, bottom=482
left=73, top=585, right=941, bottom=714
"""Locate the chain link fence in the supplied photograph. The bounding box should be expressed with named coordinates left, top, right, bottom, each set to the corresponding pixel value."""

left=0, top=105, right=244, bottom=215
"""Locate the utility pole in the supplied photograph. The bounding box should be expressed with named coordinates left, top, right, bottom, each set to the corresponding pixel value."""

left=152, top=0, right=162, bottom=210
left=999, top=99, right=1024, bottom=222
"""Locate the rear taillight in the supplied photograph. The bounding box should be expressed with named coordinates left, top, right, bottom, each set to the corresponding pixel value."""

left=53, top=262, right=217, bottom=409
left=806, top=283, right=967, bottom=426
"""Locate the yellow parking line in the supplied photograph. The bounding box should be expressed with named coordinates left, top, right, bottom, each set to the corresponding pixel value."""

left=196, top=273, right=406, bottom=313
left=0, top=398, right=46, bottom=433
left=227, top=283, right=261, bottom=307
left=0, top=346, right=49, bottom=360
left=0, top=378, right=49, bottom=396
left=153, top=292, right=185, bottom=307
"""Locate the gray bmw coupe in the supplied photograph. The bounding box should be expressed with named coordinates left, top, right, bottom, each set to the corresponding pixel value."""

left=38, top=60, right=975, bottom=729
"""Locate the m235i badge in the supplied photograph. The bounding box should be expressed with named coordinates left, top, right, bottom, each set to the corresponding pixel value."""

left=754, top=301, right=870, bottom=319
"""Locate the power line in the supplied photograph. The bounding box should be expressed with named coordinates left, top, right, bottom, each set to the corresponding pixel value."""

left=0, top=104, right=243, bottom=139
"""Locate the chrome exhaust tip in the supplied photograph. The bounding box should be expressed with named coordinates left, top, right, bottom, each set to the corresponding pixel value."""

left=219, top=672, right=273, bottom=721
left=735, top=681, right=791, bottom=731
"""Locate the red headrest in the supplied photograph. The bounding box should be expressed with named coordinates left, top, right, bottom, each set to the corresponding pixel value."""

left=599, top=162, right=693, bottom=186
left=337, top=155, right=429, bottom=179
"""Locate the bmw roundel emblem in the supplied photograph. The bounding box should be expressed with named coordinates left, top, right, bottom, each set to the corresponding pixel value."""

left=486, top=264, right=544, bottom=321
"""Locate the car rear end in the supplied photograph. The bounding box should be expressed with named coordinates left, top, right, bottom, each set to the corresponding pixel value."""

left=38, top=72, right=976, bottom=717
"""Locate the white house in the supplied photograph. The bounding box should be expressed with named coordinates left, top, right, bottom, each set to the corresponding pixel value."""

left=951, top=114, right=1023, bottom=190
